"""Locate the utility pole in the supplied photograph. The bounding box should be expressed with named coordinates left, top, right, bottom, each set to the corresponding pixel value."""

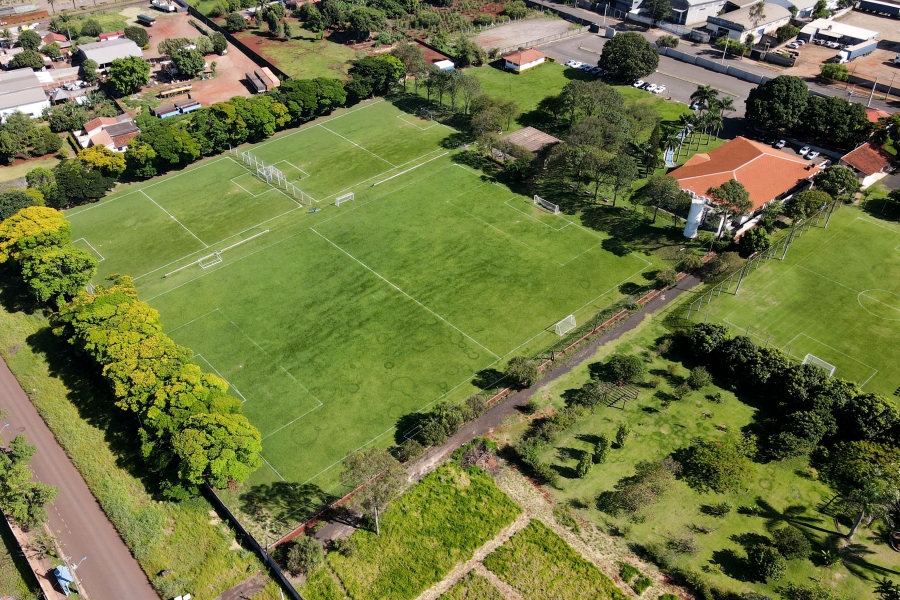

left=887, top=72, right=897, bottom=103
left=868, top=76, right=879, bottom=107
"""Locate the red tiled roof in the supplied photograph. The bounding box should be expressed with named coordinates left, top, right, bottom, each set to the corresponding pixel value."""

left=500, top=48, right=546, bottom=66
left=110, top=129, right=139, bottom=148
left=840, top=142, right=892, bottom=176
left=89, top=130, right=113, bottom=148
left=82, top=116, right=118, bottom=133
left=866, top=108, right=891, bottom=124
left=42, top=32, right=67, bottom=44
left=669, top=137, right=820, bottom=211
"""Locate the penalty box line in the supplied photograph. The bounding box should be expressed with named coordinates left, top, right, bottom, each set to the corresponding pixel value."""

left=139, top=190, right=209, bottom=249
left=310, top=228, right=500, bottom=360
left=318, top=124, right=398, bottom=168
left=782, top=331, right=879, bottom=387
left=71, top=237, right=105, bottom=262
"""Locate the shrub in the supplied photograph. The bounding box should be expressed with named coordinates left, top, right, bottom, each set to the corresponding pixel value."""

left=666, top=363, right=680, bottom=377
left=679, top=434, right=757, bottom=493
left=226, top=12, right=248, bottom=32
left=532, top=461, right=559, bottom=488
left=679, top=253, right=703, bottom=273
left=687, top=366, right=711, bottom=390
left=633, top=575, right=653, bottom=595
left=820, top=63, right=849, bottom=82
left=506, top=356, right=538, bottom=387
left=772, top=525, right=811, bottom=559
left=656, top=34, right=679, bottom=48
left=620, top=562, right=640, bottom=582
left=668, top=533, right=699, bottom=554
left=576, top=453, right=593, bottom=478
left=503, top=0, right=527, bottom=19
left=673, top=382, right=692, bottom=400
left=656, top=268, right=677, bottom=289
left=593, top=435, right=611, bottom=464
left=615, top=423, right=631, bottom=447
left=396, top=438, right=424, bottom=462
left=286, top=535, right=324, bottom=575
left=124, top=26, right=149, bottom=48
left=473, top=13, right=493, bottom=26
left=781, top=582, right=837, bottom=600
left=606, top=354, right=647, bottom=383
left=706, top=501, right=732, bottom=517
left=80, top=18, right=102, bottom=37
left=746, top=543, right=786, bottom=582
left=739, top=228, right=770, bottom=257
left=332, top=536, right=357, bottom=557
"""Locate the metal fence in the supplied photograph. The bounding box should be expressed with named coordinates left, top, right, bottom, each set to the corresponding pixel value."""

left=493, top=25, right=590, bottom=54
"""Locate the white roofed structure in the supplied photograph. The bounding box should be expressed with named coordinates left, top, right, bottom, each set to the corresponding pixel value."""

left=77, top=38, right=143, bottom=68
left=0, top=68, right=49, bottom=120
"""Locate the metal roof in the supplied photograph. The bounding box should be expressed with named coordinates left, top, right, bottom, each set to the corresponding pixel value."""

left=0, top=68, right=46, bottom=112
left=78, top=38, right=143, bottom=65
left=801, top=18, right=878, bottom=40
left=709, top=3, right=792, bottom=29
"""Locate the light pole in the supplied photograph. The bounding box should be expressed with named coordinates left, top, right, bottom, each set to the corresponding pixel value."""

left=72, top=556, right=87, bottom=570
left=0, top=424, right=10, bottom=438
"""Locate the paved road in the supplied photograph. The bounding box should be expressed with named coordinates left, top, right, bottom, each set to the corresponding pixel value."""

left=0, top=359, right=158, bottom=600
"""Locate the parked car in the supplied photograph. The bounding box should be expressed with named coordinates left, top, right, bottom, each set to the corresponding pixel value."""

left=590, top=67, right=604, bottom=75
left=799, top=146, right=811, bottom=156
left=564, top=60, right=578, bottom=67
left=641, top=81, right=654, bottom=89
left=774, top=139, right=786, bottom=149
left=633, top=79, right=645, bottom=88
left=653, top=85, right=666, bottom=94
left=690, top=100, right=701, bottom=110
left=807, top=150, right=820, bottom=160
left=797, top=39, right=806, bottom=45
left=645, top=83, right=659, bottom=93
left=787, top=42, right=800, bottom=49
left=820, top=159, right=832, bottom=168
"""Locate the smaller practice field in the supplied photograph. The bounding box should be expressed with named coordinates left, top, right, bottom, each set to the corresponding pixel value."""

left=473, top=18, right=574, bottom=50
left=691, top=206, right=900, bottom=397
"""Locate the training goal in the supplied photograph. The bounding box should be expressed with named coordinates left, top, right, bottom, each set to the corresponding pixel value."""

left=335, top=192, right=355, bottom=206
left=555, top=314, right=576, bottom=336
left=419, top=108, right=434, bottom=121
left=802, top=354, right=836, bottom=377
left=534, top=195, right=560, bottom=215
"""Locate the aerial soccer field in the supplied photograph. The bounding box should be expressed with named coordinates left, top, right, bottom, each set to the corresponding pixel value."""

left=688, top=205, right=900, bottom=399
left=65, top=99, right=652, bottom=489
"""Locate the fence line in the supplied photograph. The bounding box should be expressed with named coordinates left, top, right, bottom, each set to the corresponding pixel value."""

left=685, top=202, right=836, bottom=320
left=493, top=26, right=590, bottom=55
left=231, top=147, right=313, bottom=205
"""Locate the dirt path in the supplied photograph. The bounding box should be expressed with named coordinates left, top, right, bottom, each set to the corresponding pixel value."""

left=214, top=571, right=269, bottom=600
left=472, top=563, right=524, bottom=600
left=413, top=513, right=531, bottom=600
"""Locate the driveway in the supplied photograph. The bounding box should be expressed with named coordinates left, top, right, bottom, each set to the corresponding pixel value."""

left=0, top=359, right=158, bottom=600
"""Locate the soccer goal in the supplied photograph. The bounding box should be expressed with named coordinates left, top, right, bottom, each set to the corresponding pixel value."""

left=199, top=252, right=223, bottom=269
left=534, top=195, right=560, bottom=215
left=555, top=314, right=576, bottom=336
left=419, top=108, right=434, bottom=121
left=335, top=192, right=355, bottom=206
left=802, top=354, right=836, bottom=377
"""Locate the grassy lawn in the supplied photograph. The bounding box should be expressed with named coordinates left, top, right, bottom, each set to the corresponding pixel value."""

left=0, top=271, right=270, bottom=599
left=688, top=205, right=900, bottom=398
left=0, top=521, right=39, bottom=600
left=440, top=571, right=505, bottom=600
left=58, top=8, right=131, bottom=35
left=511, top=308, right=898, bottom=600
left=483, top=519, right=629, bottom=600
left=303, top=464, right=522, bottom=600
left=66, top=99, right=655, bottom=496
left=231, top=22, right=355, bottom=80
left=467, top=62, right=690, bottom=133
left=0, top=157, right=61, bottom=185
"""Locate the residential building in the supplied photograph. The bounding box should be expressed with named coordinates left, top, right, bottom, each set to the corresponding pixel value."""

left=706, top=2, right=792, bottom=42
left=0, top=68, right=49, bottom=120
left=669, top=0, right=729, bottom=26
left=797, top=19, right=878, bottom=45
left=77, top=115, right=140, bottom=152
left=840, top=142, right=893, bottom=188
left=669, top=137, right=820, bottom=237
left=500, top=49, right=547, bottom=72
left=77, top=38, right=143, bottom=68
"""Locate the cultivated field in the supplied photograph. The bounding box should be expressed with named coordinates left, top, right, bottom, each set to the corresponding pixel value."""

left=65, top=99, right=653, bottom=489
left=688, top=206, right=900, bottom=397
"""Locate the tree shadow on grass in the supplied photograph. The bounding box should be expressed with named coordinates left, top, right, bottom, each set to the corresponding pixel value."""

left=472, top=367, right=505, bottom=390
left=239, top=481, right=335, bottom=529
left=551, top=462, right=579, bottom=479
left=575, top=433, right=600, bottom=445
left=710, top=548, right=750, bottom=581
left=863, top=199, right=900, bottom=223
left=556, top=446, right=585, bottom=461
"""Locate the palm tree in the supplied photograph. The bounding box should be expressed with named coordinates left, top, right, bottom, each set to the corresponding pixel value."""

left=716, top=96, right=735, bottom=118
left=689, top=85, right=719, bottom=114
left=677, top=113, right=694, bottom=160
left=659, top=127, right=680, bottom=166
left=708, top=107, right=724, bottom=140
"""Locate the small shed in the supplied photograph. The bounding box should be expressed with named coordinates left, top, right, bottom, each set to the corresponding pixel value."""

left=500, top=48, right=547, bottom=72
left=153, top=103, right=180, bottom=118
left=54, top=565, right=75, bottom=596
left=434, top=59, right=455, bottom=71
left=501, top=126, right=561, bottom=152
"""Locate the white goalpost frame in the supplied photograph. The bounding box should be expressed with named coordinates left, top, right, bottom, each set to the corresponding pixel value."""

left=802, top=354, right=836, bottom=377
left=555, top=314, right=576, bottom=336
left=419, top=108, right=434, bottom=121
left=335, top=192, right=355, bottom=206
left=534, top=195, right=560, bottom=215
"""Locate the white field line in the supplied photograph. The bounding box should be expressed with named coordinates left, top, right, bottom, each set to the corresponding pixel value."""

left=310, top=228, right=499, bottom=359
left=252, top=99, right=387, bottom=151
left=782, top=332, right=878, bottom=386
left=318, top=124, right=397, bottom=168
left=858, top=290, right=900, bottom=315
left=139, top=190, right=208, bottom=248
left=396, top=113, right=440, bottom=130
left=65, top=189, right=144, bottom=217
left=193, top=353, right=248, bottom=403
left=230, top=173, right=279, bottom=198
left=371, top=152, right=449, bottom=187
left=503, top=197, right=571, bottom=232
left=71, top=237, right=105, bottom=261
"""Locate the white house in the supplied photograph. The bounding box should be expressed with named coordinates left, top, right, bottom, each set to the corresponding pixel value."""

left=501, top=49, right=547, bottom=72
left=76, top=115, right=140, bottom=152
left=0, top=68, right=49, bottom=121
left=706, top=2, right=792, bottom=43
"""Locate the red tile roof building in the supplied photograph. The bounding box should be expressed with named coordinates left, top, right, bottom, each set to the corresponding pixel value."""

left=840, top=142, right=892, bottom=176
left=501, top=48, right=547, bottom=72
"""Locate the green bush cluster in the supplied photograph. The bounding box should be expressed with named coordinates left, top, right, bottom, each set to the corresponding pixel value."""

left=416, top=394, right=489, bottom=446
left=516, top=404, right=590, bottom=486
left=50, top=274, right=262, bottom=499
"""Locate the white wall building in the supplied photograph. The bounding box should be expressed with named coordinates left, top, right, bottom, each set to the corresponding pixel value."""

left=0, top=68, right=49, bottom=121
left=500, top=49, right=547, bottom=72
left=706, top=2, right=793, bottom=42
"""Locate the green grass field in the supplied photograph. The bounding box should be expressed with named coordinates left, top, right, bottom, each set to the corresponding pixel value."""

left=231, top=23, right=355, bottom=80
left=687, top=205, right=900, bottom=397
left=65, top=99, right=654, bottom=491
left=440, top=571, right=505, bottom=600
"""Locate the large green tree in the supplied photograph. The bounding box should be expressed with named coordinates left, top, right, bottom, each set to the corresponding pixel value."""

left=21, top=245, right=98, bottom=303
left=707, top=179, right=752, bottom=237
left=679, top=434, right=757, bottom=493
left=106, top=56, right=151, bottom=96
left=746, top=76, right=808, bottom=131
left=598, top=32, right=659, bottom=82
left=0, top=190, right=39, bottom=222
left=785, top=190, right=831, bottom=220
left=340, top=448, right=405, bottom=535
left=813, top=165, right=860, bottom=202
left=171, top=413, right=263, bottom=488
left=0, top=434, right=58, bottom=530
left=17, top=29, right=41, bottom=51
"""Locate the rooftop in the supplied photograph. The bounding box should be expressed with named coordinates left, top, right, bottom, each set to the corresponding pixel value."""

left=841, top=142, right=892, bottom=175
left=500, top=48, right=547, bottom=65
left=711, top=3, right=792, bottom=29
left=0, top=68, right=46, bottom=112
left=669, top=137, right=820, bottom=210
left=801, top=18, right=878, bottom=41
left=78, top=37, right=142, bottom=65
left=501, top=126, right=561, bottom=152
left=865, top=108, right=891, bottom=123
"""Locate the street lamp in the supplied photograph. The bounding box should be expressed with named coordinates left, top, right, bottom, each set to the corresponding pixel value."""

left=73, top=556, right=87, bottom=570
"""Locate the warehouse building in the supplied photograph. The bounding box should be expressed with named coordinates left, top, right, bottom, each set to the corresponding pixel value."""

left=0, top=68, right=49, bottom=120
left=797, top=19, right=878, bottom=45
left=705, top=2, right=792, bottom=42
left=77, top=38, right=143, bottom=69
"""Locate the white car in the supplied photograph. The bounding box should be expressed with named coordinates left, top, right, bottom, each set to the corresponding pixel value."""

left=787, top=42, right=800, bottom=49
left=807, top=150, right=820, bottom=160
left=799, top=146, right=811, bottom=156
left=653, top=85, right=666, bottom=94
left=564, top=60, right=576, bottom=67
left=645, top=84, right=659, bottom=93
left=633, top=79, right=645, bottom=88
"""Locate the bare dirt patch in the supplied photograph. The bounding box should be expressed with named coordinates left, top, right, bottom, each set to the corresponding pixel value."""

left=143, top=12, right=256, bottom=105
left=473, top=18, right=573, bottom=50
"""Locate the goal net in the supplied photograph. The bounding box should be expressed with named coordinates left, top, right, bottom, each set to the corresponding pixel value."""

left=534, top=195, right=560, bottom=215
left=802, top=354, right=836, bottom=377
left=555, top=314, right=576, bottom=336
left=419, top=108, right=434, bottom=121
left=335, top=192, right=354, bottom=206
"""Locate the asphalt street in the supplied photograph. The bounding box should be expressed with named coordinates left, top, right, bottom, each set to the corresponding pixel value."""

left=0, top=358, right=157, bottom=600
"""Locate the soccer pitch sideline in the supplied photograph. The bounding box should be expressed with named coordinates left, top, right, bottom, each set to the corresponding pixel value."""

left=65, top=99, right=654, bottom=489
left=689, top=205, right=900, bottom=399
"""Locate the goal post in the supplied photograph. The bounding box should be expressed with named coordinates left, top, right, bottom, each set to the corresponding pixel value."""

left=335, top=192, right=355, bottom=206
left=534, top=195, right=560, bottom=215
left=555, top=314, right=576, bottom=336
left=419, top=108, right=434, bottom=121
left=802, top=354, right=836, bottom=377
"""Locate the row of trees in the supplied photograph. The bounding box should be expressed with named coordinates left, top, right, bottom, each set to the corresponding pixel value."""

left=0, top=430, right=59, bottom=531
left=687, top=323, right=900, bottom=538
left=746, top=75, right=872, bottom=148
left=0, top=111, right=63, bottom=164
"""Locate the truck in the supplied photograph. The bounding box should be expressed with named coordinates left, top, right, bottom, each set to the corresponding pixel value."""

left=858, top=0, right=900, bottom=17
left=151, top=0, right=176, bottom=12
left=835, top=40, right=878, bottom=63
